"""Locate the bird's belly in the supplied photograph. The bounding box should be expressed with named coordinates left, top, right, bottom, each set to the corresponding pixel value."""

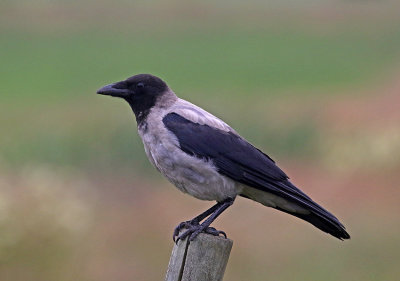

left=143, top=139, right=240, bottom=201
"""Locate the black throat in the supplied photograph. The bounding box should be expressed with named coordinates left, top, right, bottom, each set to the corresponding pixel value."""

left=125, top=94, right=158, bottom=125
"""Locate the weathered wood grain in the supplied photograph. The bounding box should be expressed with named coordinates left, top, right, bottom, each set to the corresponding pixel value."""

left=165, top=232, right=233, bottom=281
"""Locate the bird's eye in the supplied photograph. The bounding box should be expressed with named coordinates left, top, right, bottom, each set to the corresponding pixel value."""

left=137, top=82, right=145, bottom=89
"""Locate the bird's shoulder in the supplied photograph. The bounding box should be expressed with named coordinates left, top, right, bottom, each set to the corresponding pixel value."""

left=167, top=98, right=236, bottom=133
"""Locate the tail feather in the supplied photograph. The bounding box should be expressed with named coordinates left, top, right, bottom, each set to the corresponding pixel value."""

left=240, top=187, right=350, bottom=240
left=274, top=206, right=350, bottom=240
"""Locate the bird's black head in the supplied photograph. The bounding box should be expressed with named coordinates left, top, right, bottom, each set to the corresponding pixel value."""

left=97, top=74, right=169, bottom=123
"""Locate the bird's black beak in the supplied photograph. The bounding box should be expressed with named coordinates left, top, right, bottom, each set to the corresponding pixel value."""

left=97, top=81, right=130, bottom=98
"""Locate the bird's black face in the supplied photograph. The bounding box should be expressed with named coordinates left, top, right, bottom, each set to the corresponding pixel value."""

left=97, top=74, right=168, bottom=122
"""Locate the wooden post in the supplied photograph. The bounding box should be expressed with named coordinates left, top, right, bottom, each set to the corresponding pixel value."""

left=165, top=232, right=233, bottom=281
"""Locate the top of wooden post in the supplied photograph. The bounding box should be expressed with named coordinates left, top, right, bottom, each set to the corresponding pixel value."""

left=165, top=232, right=233, bottom=281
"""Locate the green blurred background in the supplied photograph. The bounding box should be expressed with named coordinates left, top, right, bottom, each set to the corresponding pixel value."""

left=1, top=0, right=400, bottom=280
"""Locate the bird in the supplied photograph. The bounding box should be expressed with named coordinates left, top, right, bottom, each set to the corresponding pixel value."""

left=97, top=73, right=350, bottom=242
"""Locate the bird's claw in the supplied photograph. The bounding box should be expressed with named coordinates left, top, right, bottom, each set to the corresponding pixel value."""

left=173, top=220, right=199, bottom=242
left=173, top=223, right=227, bottom=244
left=204, top=227, right=227, bottom=239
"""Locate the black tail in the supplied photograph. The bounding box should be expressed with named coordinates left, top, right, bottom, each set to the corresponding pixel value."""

left=274, top=205, right=350, bottom=240
left=240, top=182, right=350, bottom=240
left=272, top=181, right=350, bottom=240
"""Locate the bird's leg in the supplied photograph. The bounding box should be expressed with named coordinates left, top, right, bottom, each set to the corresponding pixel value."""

left=175, top=197, right=234, bottom=243
left=173, top=201, right=223, bottom=242
left=190, top=201, right=224, bottom=224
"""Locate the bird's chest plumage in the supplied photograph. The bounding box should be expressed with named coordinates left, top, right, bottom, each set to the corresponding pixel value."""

left=138, top=112, right=240, bottom=201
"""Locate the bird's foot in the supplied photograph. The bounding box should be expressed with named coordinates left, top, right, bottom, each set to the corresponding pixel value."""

left=174, top=223, right=227, bottom=244
left=173, top=220, right=199, bottom=242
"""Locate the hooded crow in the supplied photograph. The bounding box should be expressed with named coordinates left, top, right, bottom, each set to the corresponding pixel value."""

left=97, top=74, right=350, bottom=242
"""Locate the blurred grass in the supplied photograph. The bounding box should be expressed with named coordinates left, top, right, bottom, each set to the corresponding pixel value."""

left=1, top=1, right=400, bottom=281
left=1, top=27, right=400, bottom=103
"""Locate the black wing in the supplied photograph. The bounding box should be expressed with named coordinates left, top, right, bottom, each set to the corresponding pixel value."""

left=163, top=112, right=350, bottom=240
